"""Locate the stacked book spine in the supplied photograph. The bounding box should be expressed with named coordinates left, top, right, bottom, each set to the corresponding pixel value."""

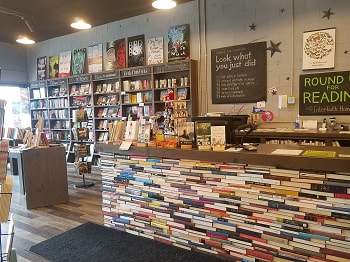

left=100, top=153, right=350, bottom=262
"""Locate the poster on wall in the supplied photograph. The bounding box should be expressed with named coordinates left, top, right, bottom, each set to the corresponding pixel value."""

left=211, top=41, right=267, bottom=104
left=168, top=24, right=190, bottom=61
left=105, top=40, right=117, bottom=71
left=88, top=44, right=103, bottom=73
left=128, top=35, right=145, bottom=67
left=115, top=39, right=126, bottom=69
left=72, top=48, right=86, bottom=75
left=58, top=51, right=71, bottom=78
left=37, top=56, right=47, bottom=81
left=302, top=28, right=335, bottom=70
left=299, top=71, right=350, bottom=116
left=147, top=37, right=163, bottom=65
left=49, top=55, right=59, bottom=79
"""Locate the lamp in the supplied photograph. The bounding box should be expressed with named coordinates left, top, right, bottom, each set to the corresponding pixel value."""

left=152, top=0, right=177, bottom=9
left=16, top=36, right=35, bottom=45
left=70, top=19, right=91, bottom=30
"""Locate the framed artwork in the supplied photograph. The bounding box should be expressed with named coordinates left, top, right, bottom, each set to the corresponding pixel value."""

left=147, top=37, right=163, bottom=65
left=302, top=28, right=335, bottom=70
left=168, top=24, right=190, bottom=61
left=37, top=56, right=47, bottom=80
left=128, top=35, right=145, bottom=67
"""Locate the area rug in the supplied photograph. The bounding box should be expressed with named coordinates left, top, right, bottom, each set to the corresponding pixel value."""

left=29, top=222, right=228, bottom=262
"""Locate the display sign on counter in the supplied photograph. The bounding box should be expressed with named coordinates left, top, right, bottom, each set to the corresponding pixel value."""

left=211, top=41, right=267, bottom=104
left=299, top=71, right=350, bottom=115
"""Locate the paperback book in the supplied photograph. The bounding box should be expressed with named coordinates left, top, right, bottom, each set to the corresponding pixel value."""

left=128, top=35, right=145, bottom=67
left=87, top=43, right=103, bottom=73
left=211, top=126, right=226, bottom=151
left=147, top=37, right=163, bottom=65
left=37, top=56, right=47, bottom=81
left=59, top=51, right=71, bottom=77
left=105, top=40, right=117, bottom=71
left=115, top=38, right=126, bottom=69
left=196, top=122, right=211, bottom=150
left=178, top=122, right=194, bottom=149
left=72, top=48, right=86, bottom=75
left=168, top=24, right=190, bottom=61
left=125, top=121, right=139, bottom=142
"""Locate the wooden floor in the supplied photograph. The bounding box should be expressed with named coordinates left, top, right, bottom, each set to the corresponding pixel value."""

left=8, top=166, right=103, bottom=262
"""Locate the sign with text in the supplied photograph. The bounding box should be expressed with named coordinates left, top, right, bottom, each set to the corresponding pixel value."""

left=299, top=71, right=350, bottom=115
left=211, top=42, right=267, bottom=104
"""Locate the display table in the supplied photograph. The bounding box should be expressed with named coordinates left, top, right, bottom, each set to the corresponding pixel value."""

left=96, top=143, right=350, bottom=261
left=9, top=146, right=69, bottom=209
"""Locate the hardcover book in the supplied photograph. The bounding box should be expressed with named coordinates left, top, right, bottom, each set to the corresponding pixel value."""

left=128, top=35, right=145, bottom=67
left=178, top=122, right=194, bottom=149
left=87, top=43, right=103, bottom=73
left=196, top=122, right=211, bottom=150
left=115, top=38, right=126, bottom=69
left=211, top=126, right=226, bottom=151
left=37, top=56, right=47, bottom=81
left=168, top=24, right=190, bottom=61
left=59, top=51, right=71, bottom=78
left=147, top=37, right=164, bottom=65
left=72, top=48, right=86, bottom=75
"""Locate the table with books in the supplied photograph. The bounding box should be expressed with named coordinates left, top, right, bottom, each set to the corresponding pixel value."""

left=97, top=143, right=350, bottom=262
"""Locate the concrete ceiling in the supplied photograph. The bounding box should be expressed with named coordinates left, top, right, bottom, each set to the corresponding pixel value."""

left=0, top=0, right=193, bottom=44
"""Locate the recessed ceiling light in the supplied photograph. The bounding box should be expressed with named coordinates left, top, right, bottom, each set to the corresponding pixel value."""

left=152, top=0, right=177, bottom=10
left=70, top=19, right=91, bottom=30
left=16, top=36, right=35, bottom=45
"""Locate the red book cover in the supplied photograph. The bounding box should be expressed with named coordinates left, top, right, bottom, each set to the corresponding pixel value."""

left=334, top=193, right=350, bottom=199
left=115, top=38, right=126, bottom=69
left=239, top=233, right=266, bottom=243
left=246, top=249, right=273, bottom=261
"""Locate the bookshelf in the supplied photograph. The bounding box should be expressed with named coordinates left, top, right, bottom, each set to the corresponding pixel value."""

left=29, top=60, right=198, bottom=162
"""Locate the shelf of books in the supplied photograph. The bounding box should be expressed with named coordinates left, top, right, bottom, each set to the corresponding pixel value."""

left=120, top=66, right=153, bottom=119
left=29, top=81, right=49, bottom=133
left=92, top=71, right=121, bottom=143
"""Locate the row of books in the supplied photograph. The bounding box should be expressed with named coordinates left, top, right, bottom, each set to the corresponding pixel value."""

left=49, top=98, right=69, bottom=108
left=72, top=96, right=92, bottom=107
left=159, top=87, right=188, bottom=101
left=100, top=155, right=350, bottom=262
left=70, top=84, right=92, bottom=96
left=50, top=120, right=69, bottom=129
left=32, top=111, right=48, bottom=120
left=31, top=100, right=46, bottom=109
left=3, top=127, right=27, bottom=140
left=125, top=105, right=151, bottom=118
left=96, top=107, right=119, bottom=118
left=49, top=86, right=67, bottom=97
left=123, top=80, right=150, bottom=91
left=95, top=94, right=119, bottom=105
left=50, top=131, right=70, bottom=141
left=32, top=87, right=46, bottom=99
left=96, top=82, right=119, bottom=93
left=266, top=139, right=326, bottom=147
left=96, top=120, right=110, bottom=130
left=71, top=108, right=93, bottom=121
left=49, top=109, right=69, bottom=119
left=97, top=132, right=109, bottom=142
left=123, top=91, right=152, bottom=104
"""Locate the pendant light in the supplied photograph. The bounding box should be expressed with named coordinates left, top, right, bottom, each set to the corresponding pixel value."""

left=16, top=36, right=35, bottom=45
left=152, top=0, right=177, bottom=10
left=70, top=19, right=91, bottom=30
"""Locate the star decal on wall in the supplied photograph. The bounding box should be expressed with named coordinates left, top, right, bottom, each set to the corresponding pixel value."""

left=280, top=8, right=285, bottom=13
left=271, top=89, right=277, bottom=95
left=345, top=50, right=349, bottom=54
left=267, top=41, right=282, bottom=57
left=286, top=77, right=290, bottom=80
left=322, top=8, right=334, bottom=20
left=249, top=23, right=257, bottom=31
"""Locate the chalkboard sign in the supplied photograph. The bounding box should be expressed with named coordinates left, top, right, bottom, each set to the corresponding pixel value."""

left=47, top=79, right=66, bottom=86
left=211, top=42, right=267, bottom=104
left=30, top=81, right=46, bottom=89
left=299, top=71, right=350, bottom=116
left=92, top=71, right=119, bottom=81
left=120, top=67, right=151, bottom=77
left=154, top=61, right=190, bottom=74
left=68, top=74, right=91, bottom=84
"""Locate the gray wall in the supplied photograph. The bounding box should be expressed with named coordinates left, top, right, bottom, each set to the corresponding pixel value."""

left=26, top=0, right=350, bottom=125
left=0, top=42, right=27, bottom=85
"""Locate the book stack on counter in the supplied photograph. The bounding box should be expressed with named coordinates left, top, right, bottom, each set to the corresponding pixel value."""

left=100, top=153, right=350, bottom=262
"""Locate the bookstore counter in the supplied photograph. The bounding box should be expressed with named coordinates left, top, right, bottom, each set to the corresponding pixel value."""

left=97, top=143, right=350, bottom=261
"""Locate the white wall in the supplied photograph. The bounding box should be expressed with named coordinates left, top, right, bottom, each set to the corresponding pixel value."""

left=0, top=42, right=27, bottom=85
left=25, top=0, right=350, bottom=125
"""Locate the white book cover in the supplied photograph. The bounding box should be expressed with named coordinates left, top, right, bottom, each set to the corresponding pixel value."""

left=59, top=51, right=72, bottom=78
left=124, top=121, right=139, bottom=142
left=210, top=126, right=226, bottom=150
left=147, top=37, right=163, bottom=65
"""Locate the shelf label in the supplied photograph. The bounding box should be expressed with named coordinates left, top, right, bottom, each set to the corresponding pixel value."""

left=48, top=79, right=67, bottom=86
left=120, top=67, right=151, bottom=77
left=121, top=91, right=126, bottom=95
left=153, top=61, right=190, bottom=73
left=68, top=75, right=91, bottom=83
left=139, top=103, right=145, bottom=107
left=30, top=81, right=46, bottom=88
left=93, top=71, right=119, bottom=81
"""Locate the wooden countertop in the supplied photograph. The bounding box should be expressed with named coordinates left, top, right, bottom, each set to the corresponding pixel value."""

left=96, top=143, right=350, bottom=173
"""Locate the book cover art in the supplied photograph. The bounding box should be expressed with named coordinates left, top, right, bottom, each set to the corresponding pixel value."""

left=147, top=37, right=164, bottom=65
left=37, top=56, right=47, bottom=81
left=168, top=24, right=190, bottom=61
left=87, top=44, right=103, bottom=73
left=177, top=88, right=188, bottom=100
left=48, top=56, right=59, bottom=79
left=105, top=40, right=117, bottom=71
left=125, top=121, right=139, bottom=141
left=72, top=48, right=86, bottom=75
left=59, top=51, right=71, bottom=78
left=210, top=126, right=226, bottom=151
left=128, top=35, right=145, bottom=67
left=115, top=39, right=126, bottom=69
left=178, top=122, right=194, bottom=149
left=196, top=122, right=211, bottom=150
